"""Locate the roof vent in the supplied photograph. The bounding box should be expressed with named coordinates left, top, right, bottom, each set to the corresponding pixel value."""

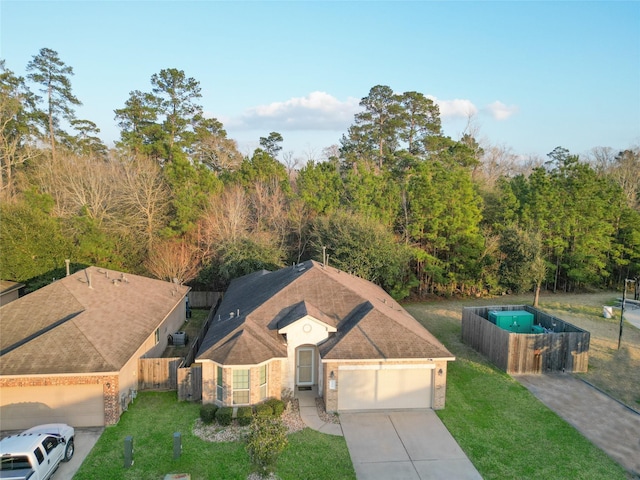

left=229, top=312, right=235, bottom=318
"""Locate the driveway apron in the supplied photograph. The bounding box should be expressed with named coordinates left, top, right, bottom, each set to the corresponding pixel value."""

left=340, top=411, right=482, bottom=480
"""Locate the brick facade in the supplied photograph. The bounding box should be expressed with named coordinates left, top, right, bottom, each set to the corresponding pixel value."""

left=202, top=360, right=284, bottom=407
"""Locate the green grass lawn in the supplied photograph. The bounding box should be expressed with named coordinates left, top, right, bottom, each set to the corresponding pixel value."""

left=74, top=392, right=354, bottom=480
left=438, top=359, right=628, bottom=479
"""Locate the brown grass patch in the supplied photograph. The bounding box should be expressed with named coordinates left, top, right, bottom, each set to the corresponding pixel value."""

left=404, top=291, right=640, bottom=410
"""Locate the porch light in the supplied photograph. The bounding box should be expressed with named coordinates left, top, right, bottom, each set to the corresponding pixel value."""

left=330, top=371, right=335, bottom=379
left=437, top=369, right=443, bottom=376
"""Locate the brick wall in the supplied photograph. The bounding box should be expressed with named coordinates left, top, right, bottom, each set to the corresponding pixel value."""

left=202, top=360, right=284, bottom=407
left=433, top=360, right=448, bottom=409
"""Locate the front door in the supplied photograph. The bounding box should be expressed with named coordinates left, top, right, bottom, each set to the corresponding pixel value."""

left=296, top=347, right=315, bottom=386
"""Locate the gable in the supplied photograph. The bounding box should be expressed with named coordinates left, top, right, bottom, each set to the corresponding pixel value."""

left=275, top=301, right=337, bottom=333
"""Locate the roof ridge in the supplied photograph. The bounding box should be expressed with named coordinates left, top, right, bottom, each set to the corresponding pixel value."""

left=0, top=310, right=83, bottom=357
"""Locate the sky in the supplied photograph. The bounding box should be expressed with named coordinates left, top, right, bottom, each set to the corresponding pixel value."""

left=1, top=0, right=639, bottom=162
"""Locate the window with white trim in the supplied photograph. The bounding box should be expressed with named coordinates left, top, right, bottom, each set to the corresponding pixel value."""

left=259, top=364, right=268, bottom=400
left=216, top=366, right=223, bottom=401
left=232, top=369, right=250, bottom=404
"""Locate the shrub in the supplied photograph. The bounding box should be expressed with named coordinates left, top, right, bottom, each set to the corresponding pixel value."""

left=215, top=406, right=233, bottom=426
left=266, top=398, right=285, bottom=417
left=237, top=406, right=253, bottom=426
left=246, top=416, right=288, bottom=474
left=255, top=403, right=273, bottom=418
left=199, top=403, right=218, bottom=424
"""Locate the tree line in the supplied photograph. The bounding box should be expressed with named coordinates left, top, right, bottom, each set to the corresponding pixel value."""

left=1, top=49, right=639, bottom=300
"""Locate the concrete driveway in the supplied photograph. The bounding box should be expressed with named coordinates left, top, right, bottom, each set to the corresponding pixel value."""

left=340, top=411, right=481, bottom=480
left=54, top=427, right=103, bottom=479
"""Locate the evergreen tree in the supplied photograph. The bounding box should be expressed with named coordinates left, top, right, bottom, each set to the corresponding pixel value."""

left=26, top=48, right=81, bottom=160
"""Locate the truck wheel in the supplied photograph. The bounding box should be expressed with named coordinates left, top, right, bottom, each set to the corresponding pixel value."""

left=63, top=438, right=74, bottom=462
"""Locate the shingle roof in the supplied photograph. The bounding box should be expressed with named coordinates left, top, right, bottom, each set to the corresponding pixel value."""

left=0, top=267, right=189, bottom=375
left=197, top=260, right=453, bottom=365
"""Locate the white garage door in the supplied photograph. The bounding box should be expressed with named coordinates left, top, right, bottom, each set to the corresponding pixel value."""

left=338, top=366, right=433, bottom=410
left=0, top=384, right=104, bottom=430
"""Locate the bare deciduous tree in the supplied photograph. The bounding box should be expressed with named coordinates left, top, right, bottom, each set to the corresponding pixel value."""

left=33, top=151, right=116, bottom=224
left=114, top=153, right=171, bottom=248
left=199, top=184, right=250, bottom=248
left=145, top=236, right=200, bottom=284
left=193, top=133, right=243, bottom=173
left=474, top=144, right=520, bottom=188
left=251, top=180, right=288, bottom=248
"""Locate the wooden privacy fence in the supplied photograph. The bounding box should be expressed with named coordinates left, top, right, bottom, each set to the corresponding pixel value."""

left=177, top=364, right=202, bottom=401
left=138, top=357, right=182, bottom=390
left=462, top=305, right=590, bottom=374
left=139, top=300, right=219, bottom=399
left=187, top=291, right=222, bottom=308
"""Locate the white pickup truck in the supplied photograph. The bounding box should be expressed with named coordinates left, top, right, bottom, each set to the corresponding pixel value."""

left=0, top=424, right=74, bottom=480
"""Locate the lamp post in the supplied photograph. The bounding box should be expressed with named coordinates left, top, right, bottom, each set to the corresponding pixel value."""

left=618, top=278, right=635, bottom=350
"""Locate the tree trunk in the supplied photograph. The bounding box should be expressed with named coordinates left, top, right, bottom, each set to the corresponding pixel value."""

left=533, top=281, right=541, bottom=307
left=48, top=84, right=56, bottom=161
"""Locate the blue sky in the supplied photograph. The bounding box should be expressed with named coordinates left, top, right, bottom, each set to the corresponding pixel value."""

left=1, top=0, right=639, bottom=161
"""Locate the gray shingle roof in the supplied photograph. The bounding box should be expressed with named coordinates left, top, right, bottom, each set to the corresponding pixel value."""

left=197, top=260, right=453, bottom=365
left=0, top=267, right=189, bottom=375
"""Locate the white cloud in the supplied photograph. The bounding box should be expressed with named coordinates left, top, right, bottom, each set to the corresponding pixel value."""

left=485, top=101, right=519, bottom=120
left=427, top=95, right=478, bottom=119
left=231, top=91, right=360, bottom=131
left=226, top=92, right=517, bottom=138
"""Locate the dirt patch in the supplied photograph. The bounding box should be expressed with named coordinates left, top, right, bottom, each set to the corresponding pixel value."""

left=405, top=291, right=640, bottom=410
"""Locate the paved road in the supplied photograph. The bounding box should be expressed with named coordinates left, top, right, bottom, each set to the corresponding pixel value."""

left=623, top=306, right=640, bottom=330
left=340, top=411, right=481, bottom=480
left=514, top=374, right=640, bottom=477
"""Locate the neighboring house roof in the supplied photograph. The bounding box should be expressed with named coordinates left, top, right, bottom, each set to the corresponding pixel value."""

left=0, top=267, right=189, bottom=376
left=197, top=260, right=453, bottom=365
left=0, top=280, right=25, bottom=297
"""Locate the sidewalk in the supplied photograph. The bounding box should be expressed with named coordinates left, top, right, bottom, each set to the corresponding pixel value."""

left=295, top=388, right=343, bottom=436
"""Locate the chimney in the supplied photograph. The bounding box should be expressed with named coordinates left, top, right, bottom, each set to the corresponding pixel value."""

left=65, top=259, right=70, bottom=277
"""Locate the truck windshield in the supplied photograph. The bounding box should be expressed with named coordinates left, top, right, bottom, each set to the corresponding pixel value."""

left=0, top=455, right=32, bottom=470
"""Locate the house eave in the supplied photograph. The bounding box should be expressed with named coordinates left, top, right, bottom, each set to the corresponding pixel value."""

left=321, top=356, right=455, bottom=363
left=196, top=357, right=288, bottom=368
left=0, top=370, right=120, bottom=379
